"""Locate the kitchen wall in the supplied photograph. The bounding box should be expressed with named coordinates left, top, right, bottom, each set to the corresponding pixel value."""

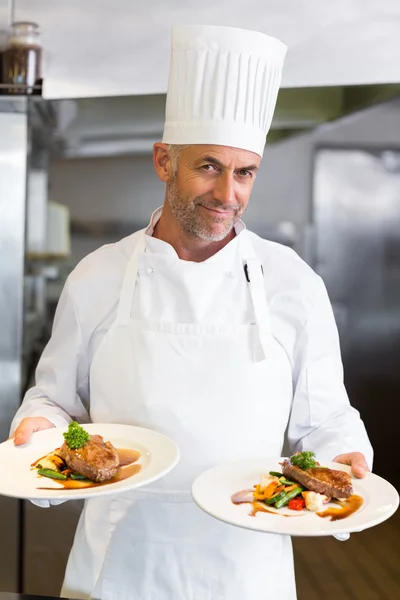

left=48, top=97, right=400, bottom=268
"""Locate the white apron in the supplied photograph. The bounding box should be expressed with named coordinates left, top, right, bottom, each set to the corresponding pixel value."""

left=62, top=231, right=296, bottom=600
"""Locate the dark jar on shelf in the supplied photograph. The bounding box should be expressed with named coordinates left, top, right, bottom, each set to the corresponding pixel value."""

left=0, top=29, right=8, bottom=93
left=2, top=22, right=42, bottom=95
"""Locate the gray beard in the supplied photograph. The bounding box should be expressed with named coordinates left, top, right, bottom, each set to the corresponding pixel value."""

left=167, top=179, right=243, bottom=242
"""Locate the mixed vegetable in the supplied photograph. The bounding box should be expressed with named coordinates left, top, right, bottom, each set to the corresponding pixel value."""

left=253, top=471, right=305, bottom=510
left=253, top=452, right=329, bottom=512
left=34, top=450, right=90, bottom=482
left=35, top=451, right=66, bottom=480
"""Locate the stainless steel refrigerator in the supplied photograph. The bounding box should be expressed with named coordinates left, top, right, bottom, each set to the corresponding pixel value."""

left=0, top=98, right=30, bottom=593
left=312, top=147, right=400, bottom=487
left=0, top=97, right=81, bottom=596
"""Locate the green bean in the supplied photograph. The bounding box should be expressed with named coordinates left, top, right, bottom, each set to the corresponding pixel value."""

left=269, top=471, right=283, bottom=477
left=274, top=487, right=303, bottom=509
left=70, top=473, right=89, bottom=480
left=37, top=468, right=67, bottom=481
left=264, top=490, right=287, bottom=505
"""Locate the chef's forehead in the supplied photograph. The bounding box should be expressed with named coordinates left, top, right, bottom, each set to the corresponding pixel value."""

left=182, top=144, right=262, bottom=167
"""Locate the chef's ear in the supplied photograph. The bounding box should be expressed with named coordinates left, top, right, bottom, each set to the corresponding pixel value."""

left=153, top=143, right=174, bottom=182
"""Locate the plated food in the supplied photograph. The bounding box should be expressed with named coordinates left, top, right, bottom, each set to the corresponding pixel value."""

left=0, top=423, right=180, bottom=501
left=231, top=451, right=363, bottom=521
left=32, top=421, right=142, bottom=490
left=192, top=456, right=399, bottom=536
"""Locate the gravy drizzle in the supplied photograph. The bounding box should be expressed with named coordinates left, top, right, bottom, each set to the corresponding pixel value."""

left=317, top=495, right=363, bottom=521
left=231, top=490, right=303, bottom=518
left=232, top=490, right=364, bottom=521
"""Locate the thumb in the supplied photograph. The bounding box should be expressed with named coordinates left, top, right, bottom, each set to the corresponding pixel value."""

left=13, top=417, right=54, bottom=446
left=13, top=422, right=33, bottom=445
left=352, top=462, right=367, bottom=478
left=334, top=452, right=369, bottom=479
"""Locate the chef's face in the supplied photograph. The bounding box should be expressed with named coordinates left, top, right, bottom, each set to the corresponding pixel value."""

left=166, top=145, right=261, bottom=242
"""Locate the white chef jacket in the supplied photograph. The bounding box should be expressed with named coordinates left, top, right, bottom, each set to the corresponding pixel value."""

left=11, top=207, right=373, bottom=468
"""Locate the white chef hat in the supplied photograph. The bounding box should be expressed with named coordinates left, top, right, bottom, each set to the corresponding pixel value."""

left=162, top=24, right=287, bottom=157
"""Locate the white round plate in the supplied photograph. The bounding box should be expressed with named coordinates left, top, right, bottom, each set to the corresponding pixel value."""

left=0, top=424, right=179, bottom=500
left=192, top=458, right=399, bottom=537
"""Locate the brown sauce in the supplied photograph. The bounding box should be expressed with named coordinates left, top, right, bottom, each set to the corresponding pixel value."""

left=38, top=463, right=142, bottom=490
left=317, top=495, right=363, bottom=521
left=117, top=448, right=141, bottom=466
left=231, top=489, right=302, bottom=518
left=35, top=447, right=141, bottom=491
left=250, top=502, right=282, bottom=517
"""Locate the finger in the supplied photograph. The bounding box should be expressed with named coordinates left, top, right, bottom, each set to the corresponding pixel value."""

left=13, top=417, right=55, bottom=446
left=14, top=421, right=34, bottom=446
left=351, top=461, right=368, bottom=478
left=334, top=452, right=369, bottom=478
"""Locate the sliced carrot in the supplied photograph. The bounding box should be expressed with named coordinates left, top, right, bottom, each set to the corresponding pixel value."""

left=283, top=484, right=298, bottom=493
left=271, top=485, right=285, bottom=497
left=264, top=481, right=279, bottom=499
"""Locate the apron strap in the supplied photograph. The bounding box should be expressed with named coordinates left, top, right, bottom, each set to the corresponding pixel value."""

left=116, top=234, right=146, bottom=325
left=239, top=233, right=272, bottom=363
left=244, top=257, right=272, bottom=362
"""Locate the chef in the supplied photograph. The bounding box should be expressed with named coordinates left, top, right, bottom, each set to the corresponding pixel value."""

left=11, top=24, right=372, bottom=600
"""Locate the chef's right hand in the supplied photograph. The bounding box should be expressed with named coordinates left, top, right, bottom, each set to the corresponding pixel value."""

left=11, top=417, right=67, bottom=508
left=11, top=417, right=55, bottom=445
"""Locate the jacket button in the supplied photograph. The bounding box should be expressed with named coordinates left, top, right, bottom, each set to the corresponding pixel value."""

left=146, top=267, right=154, bottom=275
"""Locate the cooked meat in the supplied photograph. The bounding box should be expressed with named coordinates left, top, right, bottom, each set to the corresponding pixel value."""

left=281, top=459, right=353, bottom=499
left=59, top=434, right=119, bottom=482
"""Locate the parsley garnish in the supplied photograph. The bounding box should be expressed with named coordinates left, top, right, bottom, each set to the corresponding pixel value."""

left=290, top=451, right=317, bottom=470
left=63, top=421, right=90, bottom=450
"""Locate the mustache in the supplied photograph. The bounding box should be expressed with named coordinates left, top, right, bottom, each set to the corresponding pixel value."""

left=194, top=198, right=242, bottom=213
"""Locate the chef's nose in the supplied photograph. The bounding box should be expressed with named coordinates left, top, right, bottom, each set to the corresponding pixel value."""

left=213, top=173, right=236, bottom=204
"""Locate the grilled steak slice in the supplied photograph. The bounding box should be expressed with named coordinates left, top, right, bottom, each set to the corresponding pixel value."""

left=281, top=459, right=353, bottom=499
left=59, top=434, right=119, bottom=482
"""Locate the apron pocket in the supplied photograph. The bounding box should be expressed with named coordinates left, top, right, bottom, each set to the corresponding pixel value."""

left=98, top=497, right=226, bottom=600
left=94, top=496, right=296, bottom=600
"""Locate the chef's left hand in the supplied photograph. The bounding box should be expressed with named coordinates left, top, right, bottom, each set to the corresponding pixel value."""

left=332, top=452, right=369, bottom=542
left=333, top=452, right=370, bottom=478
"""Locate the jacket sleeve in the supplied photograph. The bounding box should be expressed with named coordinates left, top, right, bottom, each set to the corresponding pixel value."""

left=10, top=279, right=90, bottom=435
left=287, top=275, right=373, bottom=469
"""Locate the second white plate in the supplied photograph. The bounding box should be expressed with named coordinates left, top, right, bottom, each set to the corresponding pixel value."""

left=192, top=457, right=399, bottom=537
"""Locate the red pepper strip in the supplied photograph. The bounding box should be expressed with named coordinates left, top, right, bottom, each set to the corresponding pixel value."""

left=288, top=497, right=306, bottom=511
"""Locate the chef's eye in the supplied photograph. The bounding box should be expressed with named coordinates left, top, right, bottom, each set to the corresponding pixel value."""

left=201, top=164, right=218, bottom=172
left=237, top=169, right=253, bottom=178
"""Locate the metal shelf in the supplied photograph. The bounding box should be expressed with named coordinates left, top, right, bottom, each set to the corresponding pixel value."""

left=0, top=83, right=42, bottom=94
